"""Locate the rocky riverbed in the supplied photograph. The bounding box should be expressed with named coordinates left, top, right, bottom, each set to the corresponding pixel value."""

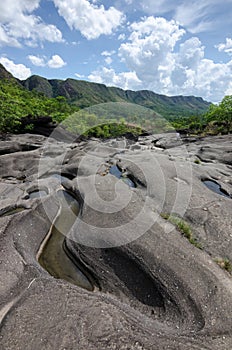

left=0, top=131, right=232, bottom=349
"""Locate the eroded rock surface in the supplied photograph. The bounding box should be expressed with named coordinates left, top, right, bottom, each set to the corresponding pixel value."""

left=0, top=132, right=232, bottom=349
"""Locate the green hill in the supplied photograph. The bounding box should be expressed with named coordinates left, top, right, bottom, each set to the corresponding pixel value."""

left=21, top=75, right=210, bottom=119
left=0, top=64, right=77, bottom=132
left=0, top=63, right=212, bottom=135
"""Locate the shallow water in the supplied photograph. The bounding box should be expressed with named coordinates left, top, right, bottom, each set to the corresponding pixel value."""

left=38, top=190, right=93, bottom=291
left=29, top=190, right=48, bottom=199
left=109, top=165, right=135, bottom=188
left=203, top=180, right=230, bottom=198
left=1, top=207, right=25, bottom=217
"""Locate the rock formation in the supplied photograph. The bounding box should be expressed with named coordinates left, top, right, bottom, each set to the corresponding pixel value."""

left=0, top=131, right=232, bottom=349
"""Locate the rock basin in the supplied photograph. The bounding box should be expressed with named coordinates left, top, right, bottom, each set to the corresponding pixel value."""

left=38, top=190, right=93, bottom=291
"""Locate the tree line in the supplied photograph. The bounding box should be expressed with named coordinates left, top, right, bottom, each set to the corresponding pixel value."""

left=172, top=95, right=232, bottom=135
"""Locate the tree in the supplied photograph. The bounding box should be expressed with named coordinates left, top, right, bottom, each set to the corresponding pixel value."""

left=0, top=79, right=79, bottom=133
left=219, top=95, right=232, bottom=133
left=206, top=95, right=232, bottom=134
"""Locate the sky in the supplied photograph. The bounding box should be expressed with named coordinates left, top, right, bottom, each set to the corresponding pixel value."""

left=0, top=0, right=232, bottom=102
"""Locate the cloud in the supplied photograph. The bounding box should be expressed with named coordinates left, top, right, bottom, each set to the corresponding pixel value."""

left=105, top=57, right=112, bottom=65
left=170, top=43, right=232, bottom=101
left=138, top=0, right=232, bottom=34
left=118, top=33, right=126, bottom=41
left=0, top=26, right=20, bottom=47
left=216, top=38, right=232, bottom=55
left=0, top=0, right=63, bottom=47
left=27, top=55, right=46, bottom=67
left=174, top=0, right=217, bottom=33
left=89, top=16, right=232, bottom=102
left=88, top=67, right=141, bottom=90
left=47, top=55, right=66, bottom=68
left=75, top=73, right=85, bottom=79
left=141, top=0, right=174, bottom=14
left=101, top=50, right=115, bottom=64
left=0, top=57, right=31, bottom=79
left=118, top=17, right=185, bottom=86
left=225, top=82, right=232, bottom=96
left=101, top=50, right=116, bottom=56
left=28, top=54, right=66, bottom=68
left=53, top=0, right=124, bottom=39
left=178, top=37, right=204, bottom=69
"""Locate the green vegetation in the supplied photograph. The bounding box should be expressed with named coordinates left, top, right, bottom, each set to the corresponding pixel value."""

left=0, top=63, right=231, bottom=137
left=62, top=102, right=174, bottom=136
left=0, top=78, right=77, bottom=132
left=171, top=114, right=205, bottom=133
left=161, top=213, right=203, bottom=249
left=214, top=258, right=232, bottom=274
left=0, top=76, right=167, bottom=137
left=21, top=74, right=210, bottom=119
left=173, top=95, right=232, bottom=135
left=91, top=101, right=176, bottom=133
left=205, top=95, right=232, bottom=133
left=84, top=122, right=143, bottom=138
left=62, top=110, right=144, bottom=138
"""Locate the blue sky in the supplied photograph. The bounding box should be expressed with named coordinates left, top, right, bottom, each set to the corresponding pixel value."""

left=0, top=0, right=232, bottom=102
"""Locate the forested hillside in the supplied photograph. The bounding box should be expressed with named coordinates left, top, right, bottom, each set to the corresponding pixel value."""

left=1, top=63, right=231, bottom=137
left=0, top=65, right=77, bottom=132
left=21, top=74, right=210, bottom=118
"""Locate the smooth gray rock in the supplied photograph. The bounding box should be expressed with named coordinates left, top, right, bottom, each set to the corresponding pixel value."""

left=0, top=133, right=232, bottom=350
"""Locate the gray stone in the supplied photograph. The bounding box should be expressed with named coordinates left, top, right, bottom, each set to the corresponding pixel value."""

left=0, top=133, right=232, bottom=350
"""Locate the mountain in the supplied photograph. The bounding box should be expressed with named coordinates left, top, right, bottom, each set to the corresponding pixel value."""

left=0, top=63, right=210, bottom=120
left=0, top=63, right=14, bottom=80
left=21, top=75, right=211, bottom=119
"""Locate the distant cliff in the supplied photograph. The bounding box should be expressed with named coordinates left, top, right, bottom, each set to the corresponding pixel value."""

left=21, top=74, right=210, bottom=119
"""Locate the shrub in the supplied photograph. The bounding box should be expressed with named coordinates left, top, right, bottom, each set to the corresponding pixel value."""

left=214, top=258, right=232, bottom=274
left=82, top=122, right=143, bottom=139
left=161, top=213, right=203, bottom=249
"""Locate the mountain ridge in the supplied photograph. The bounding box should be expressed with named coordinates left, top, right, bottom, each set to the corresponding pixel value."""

left=0, top=63, right=211, bottom=119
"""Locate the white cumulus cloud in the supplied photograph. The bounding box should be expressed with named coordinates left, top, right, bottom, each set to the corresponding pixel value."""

left=105, top=57, right=112, bottom=65
left=89, top=16, right=232, bottom=102
left=28, top=54, right=66, bottom=68
left=27, top=55, right=46, bottom=67
left=47, top=55, right=66, bottom=68
left=101, top=50, right=116, bottom=56
left=216, top=38, right=232, bottom=55
left=88, top=67, right=141, bottom=90
left=53, top=0, right=124, bottom=39
left=0, top=26, right=20, bottom=47
left=0, top=57, right=31, bottom=79
left=118, top=33, right=126, bottom=41
left=118, top=17, right=185, bottom=87
left=0, top=0, right=63, bottom=47
left=178, top=37, right=204, bottom=69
